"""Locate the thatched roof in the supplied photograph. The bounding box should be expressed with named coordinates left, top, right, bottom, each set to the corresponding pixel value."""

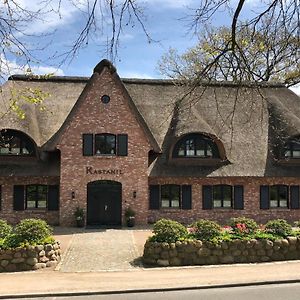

left=1, top=60, right=300, bottom=177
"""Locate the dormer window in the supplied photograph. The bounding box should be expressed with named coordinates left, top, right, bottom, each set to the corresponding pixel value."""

left=284, top=137, right=300, bottom=158
left=173, top=133, right=220, bottom=158
left=0, top=129, right=36, bottom=156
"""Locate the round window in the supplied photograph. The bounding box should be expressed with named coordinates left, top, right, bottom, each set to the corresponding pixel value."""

left=101, top=95, right=110, bottom=104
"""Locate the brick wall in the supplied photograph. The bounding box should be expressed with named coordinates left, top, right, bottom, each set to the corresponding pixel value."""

left=148, top=177, right=300, bottom=224
left=57, top=68, right=151, bottom=226
left=0, top=176, right=60, bottom=225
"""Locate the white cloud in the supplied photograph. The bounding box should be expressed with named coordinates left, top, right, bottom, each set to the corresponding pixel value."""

left=0, top=55, right=64, bottom=78
left=0, top=0, right=80, bottom=35
left=289, top=84, right=300, bottom=96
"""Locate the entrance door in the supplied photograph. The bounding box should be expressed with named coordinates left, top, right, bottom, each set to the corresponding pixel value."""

left=87, top=180, right=122, bottom=226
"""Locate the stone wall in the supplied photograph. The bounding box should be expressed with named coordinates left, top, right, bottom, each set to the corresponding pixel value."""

left=143, top=237, right=300, bottom=267
left=0, top=242, right=61, bottom=272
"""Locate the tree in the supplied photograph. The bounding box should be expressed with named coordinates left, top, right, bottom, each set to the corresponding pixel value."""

left=159, top=24, right=300, bottom=86
left=180, top=0, right=300, bottom=86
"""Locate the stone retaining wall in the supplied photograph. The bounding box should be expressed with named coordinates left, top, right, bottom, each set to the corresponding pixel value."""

left=143, top=237, right=300, bottom=267
left=0, top=242, right=61, bottom=272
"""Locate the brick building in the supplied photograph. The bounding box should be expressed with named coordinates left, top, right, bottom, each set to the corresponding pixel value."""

left=0, top=59, right=300, bottom=226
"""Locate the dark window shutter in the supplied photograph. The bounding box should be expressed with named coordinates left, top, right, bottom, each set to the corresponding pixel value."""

left=234, top=185, right=244, bottom=210
left=182, top=185, right=192, bottom=210
left=117, top=134, right=128, bottom=156
left=13, top=185, right=24, bottom=211
left=83, top=134, right=93, bottom=156
left=149, top=185, right=160, bottom=210
left=48, top=185, right=59, bottom=211
left=260, top=185, right=269, bottom=209
left=290, top=186, right=300, bottom=209
left=202, top=185, right=213, bottom=210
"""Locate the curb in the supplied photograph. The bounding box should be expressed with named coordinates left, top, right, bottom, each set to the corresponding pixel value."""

left=2, top=279, right=300, bottom=299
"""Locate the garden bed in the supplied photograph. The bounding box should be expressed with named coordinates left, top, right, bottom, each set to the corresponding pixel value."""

left=0, top=242, right=61, bottom=272
left=142, top=217, right=300, bottom=267
left=0, top=218, right=61, bottom=272
left=143, top=237, right=300, bottom=266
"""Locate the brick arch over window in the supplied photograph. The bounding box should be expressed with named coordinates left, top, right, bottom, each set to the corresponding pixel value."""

left=0, top=129, right=37, bottom=156
left=171, top=132, right=226, bottom=161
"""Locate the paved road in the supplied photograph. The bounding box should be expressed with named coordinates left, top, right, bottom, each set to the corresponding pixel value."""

left=11, top=283, right=300, bottom=300
left=58, top=229, right=141, bottom=272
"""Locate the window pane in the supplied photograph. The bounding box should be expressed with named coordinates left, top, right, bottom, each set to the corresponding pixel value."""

left=223, top=200, right=232, bottom=208
left=293, top=150, right=300, bottom=157
left=213, top=200, right=222, bottom=208
left=186, top=139, right=195, bottom=156
left=213, top=186, right=222, bottom=201
left=269, top=186, right=278, bottom=201
left=223, top=186, right=232, bottom=201
left=278, top=185, right=288, bottom=200
left=95, top=135, right=105, bottom=154
left=161, top=199, right=170, bottom=208
left=171, top=200, right=180, bottom=208
left=178, top=144, right=185, bottom=156
left=106, top=135, right=116, bottom=154
left=161, top=186, right=169, bottom=199
left=206, top=145, right=213, bottom=157
left=195, top=140, right=205, bottom=157
left=27, top=201, right=36, bottom=208
left=0, top=147, right=9, bottom=154
left=170, top=185, right=180, bottom=201
left=270, top=200, right=278, bottom=208
left=38, top=201, right=47, bottom=208
left=279, top=200, right=287, bottom=208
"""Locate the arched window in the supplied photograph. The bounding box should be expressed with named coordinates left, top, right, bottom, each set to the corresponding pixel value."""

left=0, top=129, right=36, bottom=156
left=173, top=133, right=220, bottom=158
left=284, top=136, right=300, bottom=158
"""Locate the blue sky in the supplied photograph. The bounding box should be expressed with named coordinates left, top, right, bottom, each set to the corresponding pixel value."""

left=3, top=0, right=300, bottom=94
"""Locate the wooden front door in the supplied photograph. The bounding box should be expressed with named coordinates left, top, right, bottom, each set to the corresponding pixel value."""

left=87, top=180, right=122, bottom=226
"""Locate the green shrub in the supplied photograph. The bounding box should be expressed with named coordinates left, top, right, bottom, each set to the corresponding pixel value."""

left=149, top=219, right=188, bottom=243
left=190, top=219, right=222, bottom=241
left=14, top=218, right=53, bottom=244
left=0, top=219, right=12, bottom=239
left=3, top=234, right=23, bottom=249
left=265, top=219, right=292, bottom=237
left=229, top=217, right=258, bottom=234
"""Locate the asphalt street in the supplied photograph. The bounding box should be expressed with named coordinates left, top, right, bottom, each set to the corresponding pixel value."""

left=7, top=282, right=300, bottom=300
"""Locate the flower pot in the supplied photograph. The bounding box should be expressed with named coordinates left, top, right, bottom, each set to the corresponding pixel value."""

left=76, top=219, right=85, bottom=228
left=126, top=217, right=135, bottom=227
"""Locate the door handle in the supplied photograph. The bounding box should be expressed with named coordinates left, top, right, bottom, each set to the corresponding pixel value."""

left=104, top=205, right=108, bottom=211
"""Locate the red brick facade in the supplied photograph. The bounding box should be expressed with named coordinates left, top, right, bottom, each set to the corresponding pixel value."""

left=57, top=68, right=151, bottom=226
left=1, top=61, right=300, bottom=227
left=0, top=176, right=59, bottom=225
left=149, top=177, right=300, bottom=225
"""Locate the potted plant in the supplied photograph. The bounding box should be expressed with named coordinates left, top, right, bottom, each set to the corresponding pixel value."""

left=125, top=207, right=136, bottom=227
left=74, top=207, right=85, bottom=227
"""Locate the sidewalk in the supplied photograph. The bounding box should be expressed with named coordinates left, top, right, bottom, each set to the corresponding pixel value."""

left=1, top=260, right=300, bottom=298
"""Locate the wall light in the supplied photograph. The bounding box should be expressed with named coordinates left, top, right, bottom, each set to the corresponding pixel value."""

left=133, top=191, right=137, bottom=199
left=71, top=191, right=75, bottom=199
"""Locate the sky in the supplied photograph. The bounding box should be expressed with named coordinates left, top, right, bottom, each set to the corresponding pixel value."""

left=2, top=0, right=300, bottom=94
